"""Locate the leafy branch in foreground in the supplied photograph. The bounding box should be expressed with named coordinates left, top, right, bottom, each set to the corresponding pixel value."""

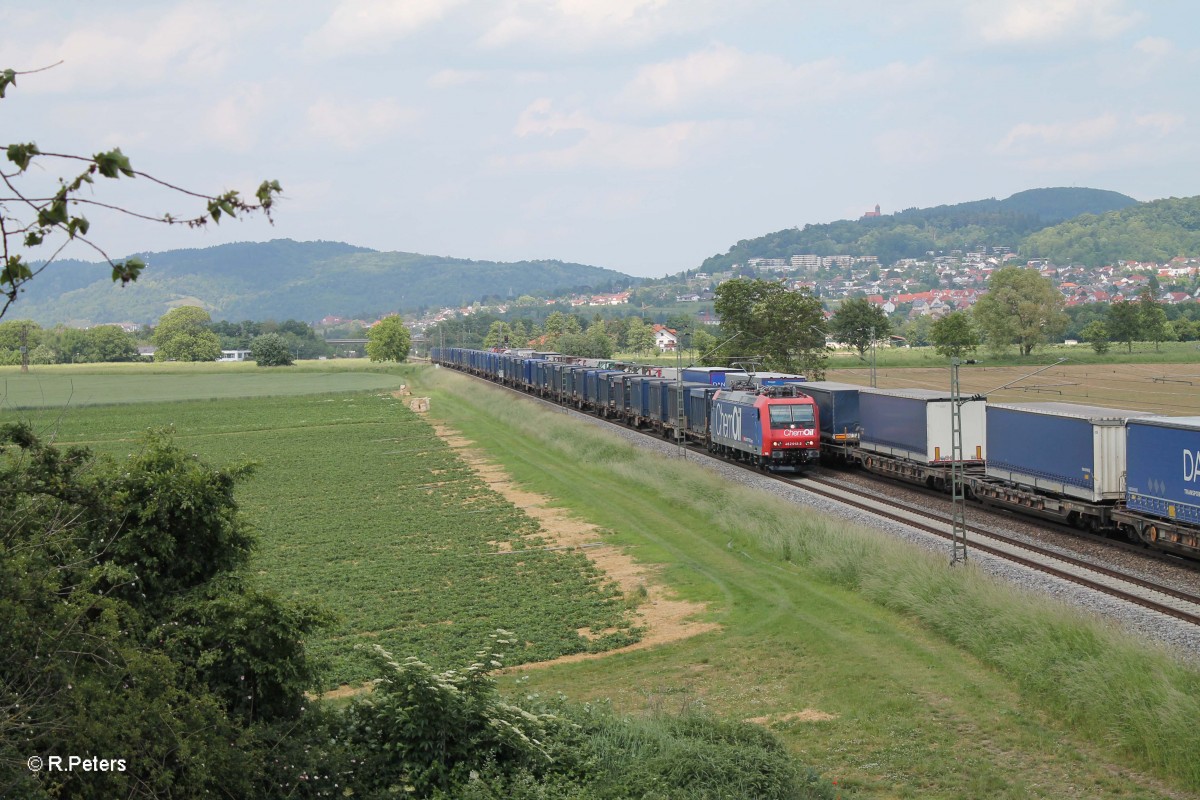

left=0, top=64, right=283, bottom=320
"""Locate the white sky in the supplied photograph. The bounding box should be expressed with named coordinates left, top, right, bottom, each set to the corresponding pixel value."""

left=3, top=1, right=1197, bottom=278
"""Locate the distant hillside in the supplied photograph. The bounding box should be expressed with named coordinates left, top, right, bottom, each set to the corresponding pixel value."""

left=13, top=240, right=634, bottom=326
left=699, top=187, right=1138, bottom=272
left=1022, top=195, right=1200, bottom=267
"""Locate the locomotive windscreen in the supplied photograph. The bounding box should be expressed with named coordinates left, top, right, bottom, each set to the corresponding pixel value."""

left=769, top=405, right=815, bottom=428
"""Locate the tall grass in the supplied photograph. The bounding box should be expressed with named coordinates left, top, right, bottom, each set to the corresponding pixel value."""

left=421, top=366, right=1200, bottom=789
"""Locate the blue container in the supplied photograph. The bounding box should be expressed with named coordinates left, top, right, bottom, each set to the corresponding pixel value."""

left=606, top=373, right=637, bottom=415
left=987, top=403, right=1149, bottom=502
left=710, top=391, right=764, bottom=452
left=627, top=376, right=667, bottom=418
left=1126, top=416, right=1200, bottom=526
left=688, top=387, right=719, bottom=436
left=665, top=382, right=706, bottom=429
left=522, top=358, right=541, bottom=387
left=585, top=369, right=619, bottom=406
left=534, top=361, right=552, bottom=392
left=647, top=379, right=673, bottom=424
left=750, top=372, right=807, bottom=386
left=562, top=365, right=587, bottom=398
left=797, top=381, right=862, bottom=441
left=858, top=388, right=986, bottom=464
left=681, top=367, right=749, bottom=386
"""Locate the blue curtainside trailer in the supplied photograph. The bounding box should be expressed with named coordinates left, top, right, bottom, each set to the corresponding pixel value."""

left=858, top=388, right=986, bottom=464
left=986, top=402, right=1152, bottom=502
left=1125, top=416, right=1200, bottom=527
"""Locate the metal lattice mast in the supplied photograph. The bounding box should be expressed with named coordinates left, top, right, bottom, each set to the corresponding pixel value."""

left=676, top=342, right=686, bottom=456
left=950, top=358, right=968, bottom=565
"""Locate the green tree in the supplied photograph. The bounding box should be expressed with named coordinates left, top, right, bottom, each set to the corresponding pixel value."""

left=0, top=319, right=40, bottom=351
left=0, top=425, right=325, bottom=797
left=605, top=316, right=630, bottom=349
left=971, top=267, right=1067, bottom=356
left=1138, top=288, right=1172, bottom=352
left=153, top=306, right=222, bottom=362
left=930, top=311, right=981, bottom=359
left=43, top=324, right=88, bottom=363
left=585, top=323, right=616, bottom=358
left=902, top=315, right=934, bottom=347
left=28, top=343, right=56, bottom=364
left=1080, top=320, right=1110, bottom=354
left=483, top=320, right=514, bottom=349
left=250, top=332, right=294, bottom=366
left=0, top=67, right=280, bottom=321
left=713, top=279, right=827, bottom=378
left=366, top=316, right=412, bottom=362
left=830, top=298, right=891, bottom=356
left=623, top=317, right=654, bottom=355
left=81, top=324, right=138, bottom=362
left=1106, top=298, right=1141, bottom=354
left=692, top=326, right=719, bottom=361
left=509, top=319, right=530, bottom=347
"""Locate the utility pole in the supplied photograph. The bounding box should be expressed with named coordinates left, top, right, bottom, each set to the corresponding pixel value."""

left=870, top=326, right=877, bottom=388
left=949, top=357, right=968, bottom=565
left=675, top=339, right=686, bottom=456
left=19, top=323, right=29, bottom=373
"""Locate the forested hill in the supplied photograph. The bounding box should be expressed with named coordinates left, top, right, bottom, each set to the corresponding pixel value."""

left=1022, top=195, right=1200, bottom=266
left=15, top=240, right=633, bottom=326
left=699, top=187, right=1138, bottom=272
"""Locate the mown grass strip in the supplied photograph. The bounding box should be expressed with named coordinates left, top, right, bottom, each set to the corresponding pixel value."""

left=417, top=364, right=1200, bottom=797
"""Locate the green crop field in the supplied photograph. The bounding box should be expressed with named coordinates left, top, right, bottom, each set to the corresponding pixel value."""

left=0, top=360, right=410, bottom=408
left=19, top=374, right=639, bottom=685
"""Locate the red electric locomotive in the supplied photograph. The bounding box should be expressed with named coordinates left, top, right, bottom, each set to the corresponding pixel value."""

left=709, top=385, right=820, bottom=469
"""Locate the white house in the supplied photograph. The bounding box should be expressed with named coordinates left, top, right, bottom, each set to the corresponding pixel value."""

left=218, top=349, right=252, bottom=362
left=653, top=324, right=678, bottom=351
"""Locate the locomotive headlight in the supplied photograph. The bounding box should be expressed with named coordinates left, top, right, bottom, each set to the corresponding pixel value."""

left=772, top=441, right=781, bottom=447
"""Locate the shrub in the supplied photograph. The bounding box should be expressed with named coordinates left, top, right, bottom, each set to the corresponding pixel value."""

left=251, top=332, right=294, bottom=366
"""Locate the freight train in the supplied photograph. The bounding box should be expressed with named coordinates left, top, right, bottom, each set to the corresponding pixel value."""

left=430, top=347, right=1200, bottom=559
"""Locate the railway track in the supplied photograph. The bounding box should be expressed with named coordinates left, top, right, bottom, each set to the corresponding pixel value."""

left=443, top=367, right=1200, bottom=629
left=789, top=473, right=1200, bottom=626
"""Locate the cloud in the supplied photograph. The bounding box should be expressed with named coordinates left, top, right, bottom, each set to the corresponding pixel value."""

left=201, top=85, right=269, bottom=153
left=873, top=127, right=953, bottom=167
left=965, top=0, right=1139, bottom=45
left=478, top=0, right=718, bottom=51
left=1133, top=112, right=1184, bottom=137
left=502, top=97, right=742, bottom=171
left=3, top=5, right=250, bottom=92
left=428, top=69, right=487, bottom=88
left=994, top=110, right=1186, bottom=173
left=618, top=43, right=933, bottom=115
left=308, top=0, right=463, bottom=54
left=998, top=114, right=1120, bottom=151
left=1134, top=35, right=1173, bottom=58
left=305, top=97, right=423, bottom=149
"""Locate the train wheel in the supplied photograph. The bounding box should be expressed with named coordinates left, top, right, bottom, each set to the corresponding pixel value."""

left=1147, top=525, right=1158, bottom=543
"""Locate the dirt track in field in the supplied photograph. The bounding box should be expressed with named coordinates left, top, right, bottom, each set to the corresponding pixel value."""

left=428, top=420, right=720, bottom=670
